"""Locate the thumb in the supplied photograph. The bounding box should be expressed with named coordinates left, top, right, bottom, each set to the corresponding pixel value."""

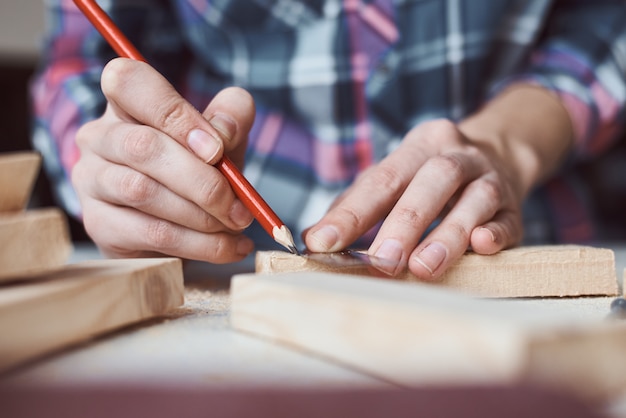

left=202, top=87, right=256, bottom=169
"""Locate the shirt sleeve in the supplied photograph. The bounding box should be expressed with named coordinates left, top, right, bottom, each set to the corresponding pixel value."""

left=30, top=0, right=189, bottom=218
left=494, top=0, right=626, bottom=159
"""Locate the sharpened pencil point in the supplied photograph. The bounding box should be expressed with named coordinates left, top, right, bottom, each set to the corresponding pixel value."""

left=272, top=225, right=299, bottom=255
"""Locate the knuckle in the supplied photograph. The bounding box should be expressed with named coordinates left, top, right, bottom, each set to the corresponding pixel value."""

left=407, top=118, right=463, bottom=151
left=393, top=206, right=426, bottom=228
left=158, top=97, right=192, bottom=136
left=197, top=175, right=230, bottom=209
left=101, top=59, right=132, bottom=96
left=206, top=235, right=227, bottom=259
left=419, top=119, right=459, bottom=142
left=369, top=164, right=405, bottom=196
left=200, top=212, right=219, bottom=232
left=199, top=233, right=240, bottom=262
left=121, top=127, right=163, bottom=165
left=118, top=171, right=158, bottom=205
left=429, top=154, right=465, bottom=184
left=145, top=219, right=181, bottom=250
left=445, top=221, right=472, bottom=242
left=476, top=177, right=503, bottom=203
left=335, top=205, right=365, bottom=231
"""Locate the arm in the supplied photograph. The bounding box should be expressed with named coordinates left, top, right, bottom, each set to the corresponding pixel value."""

left=33, top=2, right=257, bottom=262
left=493, top=0, right=626, bottom=158
left=304, top=87, right=570, bottom=280
left=31, top=0, right=191, bottom=218
left=304, top=1, right=626, bottom=280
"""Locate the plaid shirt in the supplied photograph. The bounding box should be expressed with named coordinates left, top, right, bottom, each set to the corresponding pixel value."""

left=31, top=0, right=626, bottom=248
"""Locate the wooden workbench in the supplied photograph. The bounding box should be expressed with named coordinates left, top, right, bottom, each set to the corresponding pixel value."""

left=2, top=243, right=626, bottom=416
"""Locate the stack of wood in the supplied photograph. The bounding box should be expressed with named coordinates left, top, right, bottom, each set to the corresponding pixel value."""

left=0, top=152, right=71, bottom=279
left=232, top=248, right=626, bottom=404
left=0, top=152, right=184, bottom=372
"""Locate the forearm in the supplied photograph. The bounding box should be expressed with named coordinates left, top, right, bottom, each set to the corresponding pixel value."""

left=458, top=84, right=574, bottom=198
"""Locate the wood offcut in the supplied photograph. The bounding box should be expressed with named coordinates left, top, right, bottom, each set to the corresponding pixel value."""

left=0, top=258, right=184, bottom=372
left=0, top=152, right=41, bottom=212
left=231, top=271, right=626, bottom=402
left=256, top=245, right=619, bottom=298
left=0, top=208, right=72, bottom=282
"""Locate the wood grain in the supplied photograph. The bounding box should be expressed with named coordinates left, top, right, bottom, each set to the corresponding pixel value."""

left=231, top=271, right=626, bottom=402
left=0, top=208, right=72, bottom=282
left=0, top=152, right=41, bottom=212
left=0, top=257, right=184, bottom=372
left=256, top=245, right=619, bottom=298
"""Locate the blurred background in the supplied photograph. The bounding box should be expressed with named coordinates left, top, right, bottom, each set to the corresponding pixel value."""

left=0, top=1, right=624, bottom=244
left=0, top=0, right=89, bottom=241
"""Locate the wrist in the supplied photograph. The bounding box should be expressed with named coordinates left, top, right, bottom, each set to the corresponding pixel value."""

left=458, top=84, right=574, bottom=197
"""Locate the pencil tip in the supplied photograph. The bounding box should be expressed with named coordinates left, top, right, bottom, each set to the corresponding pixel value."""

left=272, top=225, right=299, bottom=255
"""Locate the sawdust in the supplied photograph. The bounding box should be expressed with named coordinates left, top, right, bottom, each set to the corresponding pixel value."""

left=181, top=287, right=230, bottom=315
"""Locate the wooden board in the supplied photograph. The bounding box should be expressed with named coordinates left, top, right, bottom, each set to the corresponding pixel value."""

left=0, top=208, right=72, bottom=281
left=256, top=245, right=619, bottom=298
left=0, top=257, right=184, bottom=372
left=0, top=152, right=41, bottom=212
left=231, top=271, right=626, bottom=402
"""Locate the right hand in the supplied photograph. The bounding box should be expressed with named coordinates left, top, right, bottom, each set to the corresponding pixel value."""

left=72, top=58, right=257, bottom=262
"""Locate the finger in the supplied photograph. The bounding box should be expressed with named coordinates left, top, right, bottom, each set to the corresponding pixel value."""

left=201, top=87, right=255, bottom=169
left=80, top=121, right=253, bottom=230
left=83, top=157, right=238, bottom=234
left=82, top=200, right=255, bottom=263
left=303, top=119, right=467, bottom=252
left=470, top=209, right=523, bottom=255
left=407, top=175, right=509, bottom=281
left=367, top=152, right=485, bottom=273
left=303, top=144, right=427, bottom=252
left=101, top=58, right=254, bottom=165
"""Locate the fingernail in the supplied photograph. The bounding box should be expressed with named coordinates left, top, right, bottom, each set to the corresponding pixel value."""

left=209, top=113, right=236, bottom=142
left=374, top=239, right=404, bottom=265
left=309, top=225, right=339, bottom=251
left=236, top=236, right=254, bottom=256
left=479, top=227, right=496, bottom=242
left=229, top=200, right=253, bottom=228
left=372, top=239, right=404, bottom=276
left=187, top=129, right=221, bottom=162
left=413, top=242, right=447, bottom=276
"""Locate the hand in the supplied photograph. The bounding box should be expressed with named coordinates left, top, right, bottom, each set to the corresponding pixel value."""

left=304, top=84, right=574, bottom=281
left=304, top=119, right=525, bottom=280
left=72, top=58, right=257, bottom=262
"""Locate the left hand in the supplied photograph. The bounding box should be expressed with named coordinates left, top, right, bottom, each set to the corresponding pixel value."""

left=304, top=118, right=525, bottom=280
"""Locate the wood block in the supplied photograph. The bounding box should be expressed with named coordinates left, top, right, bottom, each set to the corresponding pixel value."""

left=231, top=271, right=626, bottom=402
left=0, top=257, right=184, bottom=372
left=0, top=208, right=72, bottom=282
left=0, top=152, right=41, bottom=212
left=256, top=245, right=619, bottom=298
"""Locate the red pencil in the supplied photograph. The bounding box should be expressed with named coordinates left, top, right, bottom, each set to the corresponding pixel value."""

left=73, top=0, right=298, bottom=254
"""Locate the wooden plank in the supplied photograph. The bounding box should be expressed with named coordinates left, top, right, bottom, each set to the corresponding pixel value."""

left=256, top=245, right=619, bottom=298
left=0, top=208, right=72, bottom=281
left=0, top=257, right=184, bottom=372
left=0, top=152, right=41, bottom=212
left=231, top=271, right=626, bottom=402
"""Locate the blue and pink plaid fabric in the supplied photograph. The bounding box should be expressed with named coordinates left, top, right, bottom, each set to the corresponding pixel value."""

left=31, top=0, right=626, bottom=247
